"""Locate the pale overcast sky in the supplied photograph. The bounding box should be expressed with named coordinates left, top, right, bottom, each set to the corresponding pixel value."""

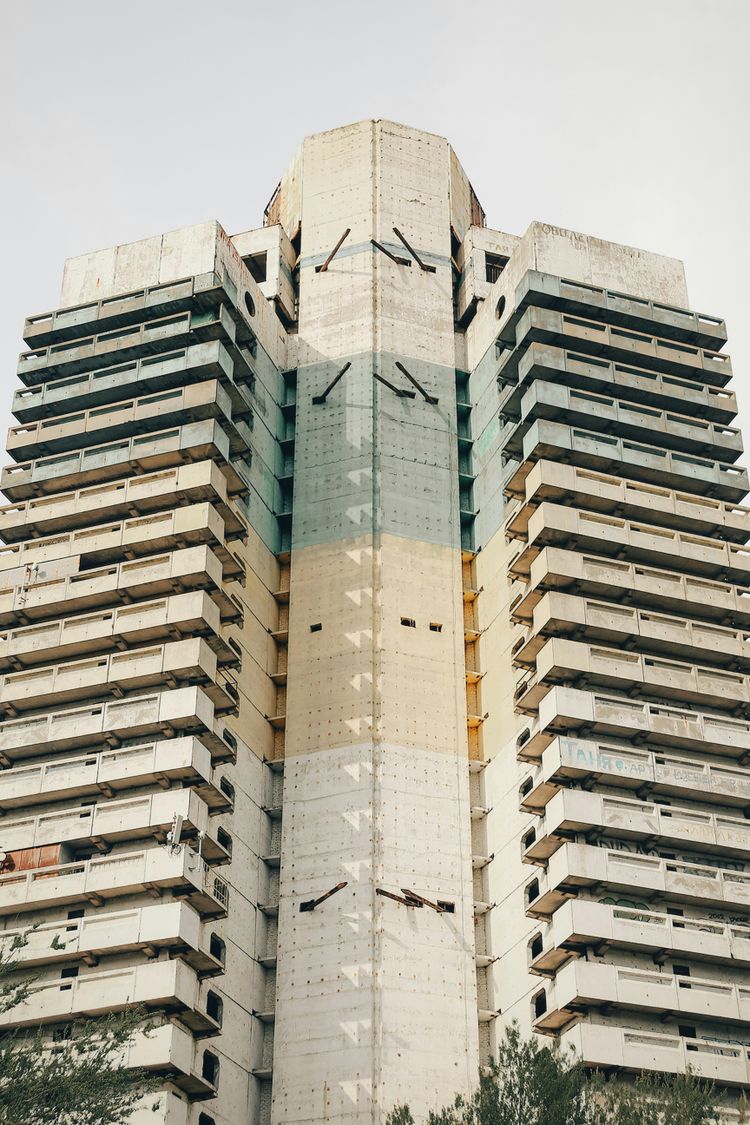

left=2, top=0, right=748, bottom=440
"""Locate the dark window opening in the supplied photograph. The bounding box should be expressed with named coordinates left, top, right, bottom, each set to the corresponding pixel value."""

left=679, top=1024, right=697, bottom=1040
left=202, top=1050, right=220, bottom=1087
left=495, top=295, right=506, bottom=320
left=219, top=777, right=235, bottom=804
left=217, top=828, right=233, bottom=857
left=401, top=617, right=416, bottom=628
left=437, top=900, right=455, bottom=914
left=243, top=292, right=256, bottom=318
left=206, top=991, right=223, bottom=1026
left=485, top=253, right=509, bottom=285
left=310, top=623, right=322, bottom=633
left=519, top=777, right=533, bottom=799
left=198, top=1115, right=216, bottom=1125
left=529, top=933, right=544, bottom=961
left=522, top=827, right=536, bottom=851
left=243, top=252, right=268, bottom=284
left=533, top=988, right=547, bottom=1019
left=209, top=933, right=226, bottom=966
left=429, top=622, right=443, bottom=633
left=52, top=1025, right=73, bottom=1042
left=525, top=878, right=540, bottom=907
left=222, top=729, right=237, bottom=752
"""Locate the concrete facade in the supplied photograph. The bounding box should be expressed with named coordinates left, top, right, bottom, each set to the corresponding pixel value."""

left=1, top=119, right=747, bottom=1123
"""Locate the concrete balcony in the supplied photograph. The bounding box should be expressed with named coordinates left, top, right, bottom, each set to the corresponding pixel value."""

left=529, top=842, right=750, bottom=920
left=22, top=277, right=200, bottom=347
left=0, top=787, right=228, bottom=861
left=536, top=959, right=750, bottom=1034
left=504, top=420, right=747, bottom=503
left=1, top=419, right=247, bottom=501
left=0, top=735, right=229, bottom=812
left=524, top=787, right=750, bottom=866
left=16, top=305, right=238, bottom=387
left=532, top=899, right=750, bottom=975
left=0, top=459, right=246, bottom=543
left=4, top=959, right=218, bottom=1037
left=511, top=502, right=750, bottom=586
left=0, top=637, right=234, bottom=715
left=0, top=684, right=229, bottom=763
left=512, top=547, right=750, bottom=632
left=0, top=545, right=238, bottom=632
left=506, top=460, right=750, bottom=543
left=508, top=272, right=728, bottom=351
left=522, top=734, right=750, bottom=813
left=499, top=342, right=737, bottom=425
left=500, top=306, right=732, bottom=386
left=507, top=380, right=743, bottom=464
left=0, top=590, right=233, bottom=673
left=6, top=380, right=249, bottom=464
left=515, top=590, right=750, bottom=671
left=520, top=684, right=750, bottom=762
left=0, top=900, right=222, bottom=976
left=12, top=339, right=249, bottom=424
left=125, top=1021, right=220, bottom=1099
left=0, top=503, right=240, bottom=582
left=516, top=635, right=750, bottom=715
left=0, top=845, right=228, bottom=919
left=561, top=1021, right=750, bottom=1086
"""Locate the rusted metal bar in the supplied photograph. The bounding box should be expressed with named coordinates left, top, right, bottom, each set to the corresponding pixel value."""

left=394, top=361, right=439, bottom=405
left=376, top=888, right=421, bottom=907
left=299, top=881, right=348, bottom=913
left=373, top=373, right=416, bottom=399
left=402, top=888, right=445, bottom=913
left=315, top=228, right=351, bottom=273
left=371, top=239, right=411, bottom=266
left=312, top=362, right=351, bottom=405
left=392, top=227, right=436, bottom=273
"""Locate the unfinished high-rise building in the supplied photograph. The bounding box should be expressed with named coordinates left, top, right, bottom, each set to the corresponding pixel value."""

left=0, top=119, right=747, bottom=1124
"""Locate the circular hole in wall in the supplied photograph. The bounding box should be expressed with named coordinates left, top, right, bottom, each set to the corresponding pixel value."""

left=495, top=295, right=506, bottom=320
left=244, top=292, right=256, bottom=318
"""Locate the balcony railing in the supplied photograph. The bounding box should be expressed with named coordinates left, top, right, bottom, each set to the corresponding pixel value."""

left=0, top=735, right=228, bottom=812
left=0, top=899, right=222, bottom=975
left=561, top=1021, right=750, bottom=1086
left=525, top=787, right=750, bottom=866
left=521, top=684, right=750, bottom=761
left=0, top=684, right=225, bottom=762
left=1, top=959, right=219, bottom=1036
left=506, top=459, right=750, bottom=543
left=533, top=899, right=750, bottom=975
left=501, top=342, right=737, bottom=425
left=522, top=734, right=750, bottom=813
left=512, top=546, right=750, bottom=633
left=529, top=842, right=750, bottom=919
left=0, top=846, right=228, bottom=918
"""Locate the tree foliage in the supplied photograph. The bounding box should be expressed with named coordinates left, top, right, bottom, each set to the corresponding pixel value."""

left=386, top=1023, right=726, bottom=1125
left=0, top=929, right=160, bottom=1124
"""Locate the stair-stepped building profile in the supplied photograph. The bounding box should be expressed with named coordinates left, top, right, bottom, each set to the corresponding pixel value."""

left=0, top=118, right=748, bottom=1123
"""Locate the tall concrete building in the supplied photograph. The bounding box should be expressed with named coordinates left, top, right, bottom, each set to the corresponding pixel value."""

left=0, top=119, right=748, bottom=1123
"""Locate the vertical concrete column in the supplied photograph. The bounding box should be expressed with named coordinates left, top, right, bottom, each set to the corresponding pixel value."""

left=272, top=121, right=479, bottom=1123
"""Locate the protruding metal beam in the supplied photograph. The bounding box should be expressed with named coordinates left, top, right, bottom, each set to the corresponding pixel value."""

left=312, top=362, right=351, bottom=405
left=300, top=881, right=348, bottom=913
left=392, top=227, right=436, bottom=273
left=371, top=240, right=411, bottom=266
left=373, top=373, right=416, bottom=399
left=315, top=228, right=351, bottom=273
left=394, top=361, right=439, bottom=405
left=376, top=888, right=421, bottom=908
left=402, top=888, right=446, bottom=913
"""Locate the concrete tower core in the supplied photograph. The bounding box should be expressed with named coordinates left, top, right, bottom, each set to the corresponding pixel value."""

left=1, top=118, right=748, bottom=1124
